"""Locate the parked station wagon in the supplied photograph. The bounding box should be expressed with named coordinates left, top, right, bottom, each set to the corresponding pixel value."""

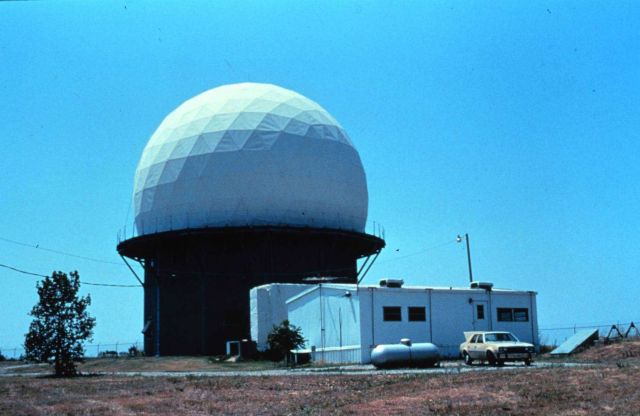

left=460, top=331, right=534, bottom=366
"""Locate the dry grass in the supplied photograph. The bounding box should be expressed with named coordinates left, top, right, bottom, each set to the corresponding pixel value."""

left=2, top=341, right=640, bottom=415
left=78, top=356, right=278, bottom=373
left=541, top=339, right=640, bottom=366
left=0, top=356, right=279, bottom=374
left=571, top=339, right=640, bottom=364
left=1, top=366, right=639, bottom=415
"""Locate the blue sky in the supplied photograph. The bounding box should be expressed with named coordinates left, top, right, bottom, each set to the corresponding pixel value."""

left=1, top=1, right=638, bottom=354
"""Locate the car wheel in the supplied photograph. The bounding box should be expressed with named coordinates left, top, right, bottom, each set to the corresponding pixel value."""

left=487, top=351, right=497, bottom=366
left=463, top=352, right=473, bottom=366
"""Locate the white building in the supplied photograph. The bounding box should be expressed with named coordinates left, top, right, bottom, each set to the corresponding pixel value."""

left=250, top=282, right=539, bottom=363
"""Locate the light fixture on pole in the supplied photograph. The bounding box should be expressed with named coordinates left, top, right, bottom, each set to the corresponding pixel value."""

left=457, top=233, right=473, bottom=283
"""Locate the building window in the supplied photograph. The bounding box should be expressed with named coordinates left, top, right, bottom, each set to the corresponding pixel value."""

left=513, top=308, right=529, bottom=322
left=476, top=304, right=485, bottom=320
left=408, top=307, right=426, bottom=322
left=498, top=308, right=512, bottom=321
left=383, top=306, right=402, bottom=321
left=497, top=308, right=529, bottom=322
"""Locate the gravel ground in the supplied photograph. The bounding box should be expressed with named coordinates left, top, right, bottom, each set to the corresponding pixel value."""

left=0, top=360, right=597, bottom=378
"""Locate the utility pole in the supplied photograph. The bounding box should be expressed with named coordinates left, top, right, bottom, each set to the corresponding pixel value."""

left=457, top=233, right=474, bottom=283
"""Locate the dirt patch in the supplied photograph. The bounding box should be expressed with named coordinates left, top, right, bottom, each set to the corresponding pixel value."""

left=1, top=366, right=639, bottom=415
left=542, top=339, right=640, bottom=365
left=574, top=339, right=640, bottom=363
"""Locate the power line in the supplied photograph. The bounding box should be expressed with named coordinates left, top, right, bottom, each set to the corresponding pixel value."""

left=0, top=263, right=45, bottom=278
left=79, top=281, right=140, bottom=288
left=0, top=263, right=140, bottom=288
left=0, top=236, right=124, bottom=266
left=376, top=239, right=458, bottom=265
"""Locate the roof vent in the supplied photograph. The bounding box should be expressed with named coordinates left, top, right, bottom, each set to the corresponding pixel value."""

left=470, top=281, right=493, bottom=291
left=380, top=279, right=404, bottom=288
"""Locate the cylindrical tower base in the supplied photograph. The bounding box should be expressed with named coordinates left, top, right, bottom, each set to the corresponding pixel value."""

left=118, top=226, right=384, bottom=356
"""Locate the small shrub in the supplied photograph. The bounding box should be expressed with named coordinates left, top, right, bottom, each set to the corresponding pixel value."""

left=128, top=345, right=141, bottom=357
left=266, top=320, right=305, bottom=364
left=0, top=352, right=6, bottom=362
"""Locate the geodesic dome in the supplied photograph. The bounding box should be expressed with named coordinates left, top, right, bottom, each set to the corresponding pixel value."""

left=133, top=82, right=368, bottom=235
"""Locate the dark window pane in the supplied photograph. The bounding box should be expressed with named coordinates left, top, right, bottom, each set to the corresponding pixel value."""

left=476, top=304, right=485, bottom=320
left=383, top=306, right=402, bottom=321
left=408, top=307, right=426, bottom=322
left=514, top=308, right=529, bottom=322
left=497, top=308, right=513, bottom=322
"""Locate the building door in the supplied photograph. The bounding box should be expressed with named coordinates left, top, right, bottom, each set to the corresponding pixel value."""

left=473, top=301, right=490, bottom=331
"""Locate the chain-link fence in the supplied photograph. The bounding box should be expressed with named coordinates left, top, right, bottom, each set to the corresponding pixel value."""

left=0, top=341, right=143, bottom=360
left=538, top=320, right=640, bottom=347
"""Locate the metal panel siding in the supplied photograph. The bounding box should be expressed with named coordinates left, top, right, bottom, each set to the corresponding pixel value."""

left=530, top=293, right=540, bottom=347
left=358, top=288, right=374, bottom=363
left=289, top=286, right=361, bottom=353
left=430, top=291, right=476, bottom=357
left=491, top=293, right=538, bottom=344
left=371, top=289, right=432, bottom=345
left=288, top=289, right=323, bottom=350
left=322, top=290, right=361, bottom=349
left=250, top=284, right=310, bottom=351
left=311, top=346, right=362, bottom=364
left=428, top=291, right=539, bottom=357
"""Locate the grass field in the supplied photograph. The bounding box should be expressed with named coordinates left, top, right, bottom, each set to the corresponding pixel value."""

left=1, top=340, right=639, bottom=415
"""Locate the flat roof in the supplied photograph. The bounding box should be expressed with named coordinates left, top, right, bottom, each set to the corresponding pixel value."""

left=311, top=283, right=533, bottom=293
left=266, top=282, right=536, bottom=305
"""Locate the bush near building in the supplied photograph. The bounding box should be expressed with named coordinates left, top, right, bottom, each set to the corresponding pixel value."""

left=266, top=320, right=305, bottom=363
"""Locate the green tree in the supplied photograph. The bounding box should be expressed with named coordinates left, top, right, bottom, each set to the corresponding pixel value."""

left=266, top=320, right=305, bottom=363
left=24, top=271, right=95, bottom=377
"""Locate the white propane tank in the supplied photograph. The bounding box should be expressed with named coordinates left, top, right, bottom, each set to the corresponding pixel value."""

left=371, top=339, right=440, bottom=369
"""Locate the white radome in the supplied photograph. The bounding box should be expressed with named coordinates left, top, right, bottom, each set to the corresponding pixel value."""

left=133, top=83, right=368, bottom=235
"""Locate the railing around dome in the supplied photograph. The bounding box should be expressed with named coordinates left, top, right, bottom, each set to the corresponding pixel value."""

left=117, top=209, right=385, bottom=244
